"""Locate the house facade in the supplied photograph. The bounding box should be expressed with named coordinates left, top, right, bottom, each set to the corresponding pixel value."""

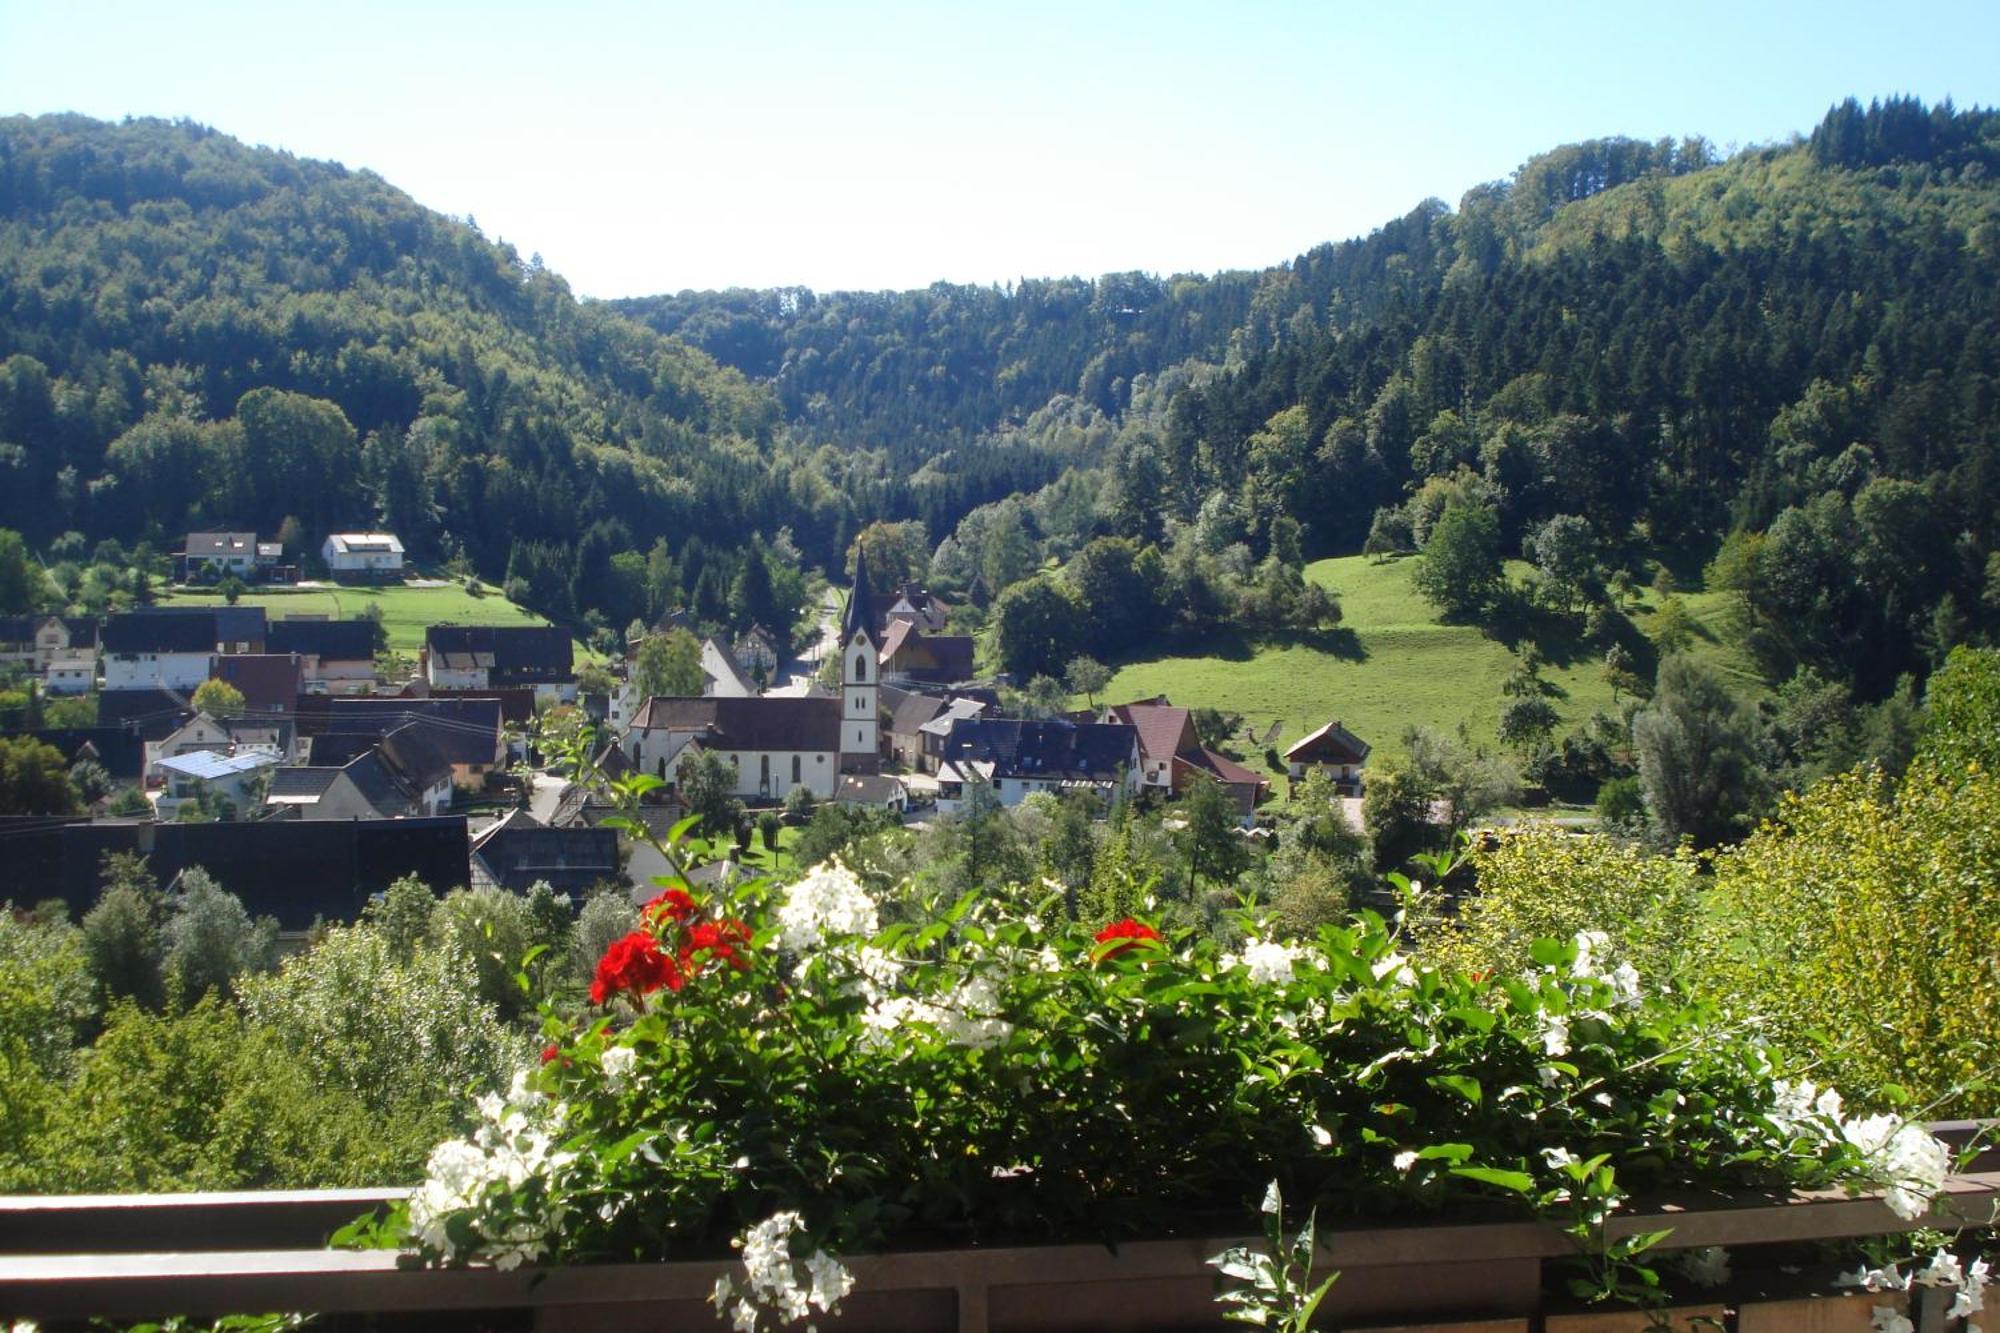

left=424, top=625, right=575, bottom=703
left=1284, top=720, right=1372, bottom=794
left=268, top=619, right=376, bottom=692
left=101, top=613, right=217, bottom=691
left=934, top=718, right=1140, bottom=815
left=321, top=533, right=405, bottom=576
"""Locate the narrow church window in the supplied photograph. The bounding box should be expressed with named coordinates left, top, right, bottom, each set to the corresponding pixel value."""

left=854, top=654, right=867, bottom=682
left=791, top=755, right=801, bottom=783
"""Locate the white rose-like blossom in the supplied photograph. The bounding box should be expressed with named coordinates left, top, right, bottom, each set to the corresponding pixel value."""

left=599, top=1044, right=637, bottom=1088
left=1232, top=939, right=1302, bottom=985
left=776, top=861, right=879, bottom=951
left=1841, top=1114, right=1950, bottom=1222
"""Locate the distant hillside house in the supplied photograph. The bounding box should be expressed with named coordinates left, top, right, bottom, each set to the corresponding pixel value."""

left=868, top=583, right=951, bottom=637
left=268, top=618, right=377, bottom=692
left=424, top=625, right=575, bottom=702
left=0, top=615, right=99, bottom=671
left=177, top=531, right=275, bottom=582
left=734, top=626, right=781, bottom=680
left=321, top=532, right=405, bottom=577
left=877, top=621, right=975, bottom=685
left=1284, top=721, right=1372, bottom=795
left=934, top=718, right=1139, bottom=814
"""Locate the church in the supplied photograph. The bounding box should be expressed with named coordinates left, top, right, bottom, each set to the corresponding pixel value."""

left=624, top=565, right=880, bottom=802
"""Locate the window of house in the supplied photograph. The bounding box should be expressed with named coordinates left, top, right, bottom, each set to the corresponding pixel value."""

left=791, top=755, right=801, bottom=783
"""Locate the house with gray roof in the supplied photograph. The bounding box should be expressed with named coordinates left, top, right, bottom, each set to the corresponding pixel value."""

left=934, top=718, right=1139, bottom=814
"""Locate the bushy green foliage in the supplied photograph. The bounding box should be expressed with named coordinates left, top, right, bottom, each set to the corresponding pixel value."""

left=237, top=924, right=528, bottom=1169
left=1416, top=827, right=1703, bottom=988
left=1694, top=754, right=2000, bottom=1117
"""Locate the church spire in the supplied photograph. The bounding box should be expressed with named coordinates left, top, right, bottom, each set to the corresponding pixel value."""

left=842, top=557, right=874, bottom=646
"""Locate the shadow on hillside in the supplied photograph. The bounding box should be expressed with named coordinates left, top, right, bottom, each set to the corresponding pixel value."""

left=1148, top=625, right=1368, bottom=665
left=1480, top=595, right=1597, bottom=669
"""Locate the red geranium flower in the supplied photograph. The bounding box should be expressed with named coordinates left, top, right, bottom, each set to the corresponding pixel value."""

left=678, top=918, right=753, bottom=976
left=540, top=1042, right=561, bottom=1064
left=590, top=929, right=685, bottom=1006
left=641, top=888, right=697, bottom=928
left=1093, top=917, right=1163, bottom=961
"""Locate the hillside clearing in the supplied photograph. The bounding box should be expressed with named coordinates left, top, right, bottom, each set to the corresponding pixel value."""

left=163, top=581, right=571, bottom=655
left=1101, top=555, right=1758, bottom=772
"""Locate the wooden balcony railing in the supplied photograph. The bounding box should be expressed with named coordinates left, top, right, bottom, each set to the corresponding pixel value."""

left=0, top=1130, right=1993, bottom=1331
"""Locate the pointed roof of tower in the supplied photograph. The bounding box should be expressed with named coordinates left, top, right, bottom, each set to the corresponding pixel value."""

left=842, top=559, right=875, bottom=645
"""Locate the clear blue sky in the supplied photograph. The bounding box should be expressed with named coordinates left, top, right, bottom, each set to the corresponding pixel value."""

left=4, top=1, right=1997, bottom=298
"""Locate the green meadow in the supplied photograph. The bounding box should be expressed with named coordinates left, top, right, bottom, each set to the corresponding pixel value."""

left=1102, top=555, right=1756, bottom=772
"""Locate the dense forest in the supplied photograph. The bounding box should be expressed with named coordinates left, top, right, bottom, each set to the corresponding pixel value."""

left=5, top=100, right=1999, bottom=689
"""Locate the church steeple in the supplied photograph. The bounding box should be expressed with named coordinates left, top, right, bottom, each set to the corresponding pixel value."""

left=841, top=557, right=874, bottom=646
left=838, top=560, right=880, bottom=774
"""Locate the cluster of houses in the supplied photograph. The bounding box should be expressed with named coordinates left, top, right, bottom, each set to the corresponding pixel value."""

left=604, top=565, right=1372, bottom=828
left=4, top=555, right=1374, bottom=935
left=172, top=529, right=407, bottom=585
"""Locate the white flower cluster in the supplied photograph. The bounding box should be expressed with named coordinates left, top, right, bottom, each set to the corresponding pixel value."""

left=1768, top=1078, right=1952, bottom=1222
left=1840, top=1245, right=1988, bottom=1333
left=1569, top=930, right=1642, bottom=1008
left=1226, top=938, right=1305, bottom=985
left=600, top=1043, right=638, bottom=1089
left=861, top=969, right=1012, bottom=1051
left=408, top=1071, right=574, bottom=1268
left=713, top=1210, right=854, bottom=1332
left=776, top=862, right=879, bottom=951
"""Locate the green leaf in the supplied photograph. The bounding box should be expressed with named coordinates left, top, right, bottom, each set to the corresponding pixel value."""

left=1449, top=1166, right=1536, bottom=1194
left=1427, top=1074, right=1482, bottom=1106
left=1529, top=938, right=1569, bottom=968
left=1416, top=1142, right=1475, bottom=1163
left=1444, top=1005, right=1496, bottom=1033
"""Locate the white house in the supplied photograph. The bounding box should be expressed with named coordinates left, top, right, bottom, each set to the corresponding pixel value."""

left=321, top=533, right=406, bottom=575
left=44, top=649, right=95, bottom=696
left=700, top=637, right=756, bottom=698
left=100, top=613, right=217, bottom=692
left=1283, top=720, right=1372, bottom=795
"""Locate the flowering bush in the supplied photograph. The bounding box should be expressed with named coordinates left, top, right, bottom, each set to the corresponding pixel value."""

left=376, top=842, right=1956, bottom=1328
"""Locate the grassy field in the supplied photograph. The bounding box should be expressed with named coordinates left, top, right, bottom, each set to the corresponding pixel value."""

left=1101, top=555, right=1759, bottom=772
left=163, top=580, right=567, bottom=654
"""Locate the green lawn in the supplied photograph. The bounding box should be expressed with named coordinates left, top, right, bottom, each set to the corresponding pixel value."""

left=1101, top=555, right=1758, bottom=771
left=163, top=580, right=569, bottom=654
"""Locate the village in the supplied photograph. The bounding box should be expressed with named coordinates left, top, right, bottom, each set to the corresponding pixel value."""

left=0, top=527, right=1373, bottom=934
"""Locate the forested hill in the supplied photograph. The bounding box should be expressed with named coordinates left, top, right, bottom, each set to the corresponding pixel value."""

left=0, top=114, right=855, bottom=637
left=624, top=98, right=2000, bottom=695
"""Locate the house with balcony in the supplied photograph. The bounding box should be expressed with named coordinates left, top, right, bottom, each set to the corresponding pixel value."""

left=152, top=748, right=279, bottom=821
left=1283, top=719, right=1372, bottom=795
left=267, top=619, right=377, bottom=692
